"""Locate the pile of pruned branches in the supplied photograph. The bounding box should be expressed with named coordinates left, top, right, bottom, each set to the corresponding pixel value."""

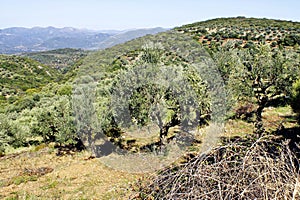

left=132, top=135, right=300, bottom=199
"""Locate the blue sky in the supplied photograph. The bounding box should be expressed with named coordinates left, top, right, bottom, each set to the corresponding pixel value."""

left=1, top=0, right=299, bottom=30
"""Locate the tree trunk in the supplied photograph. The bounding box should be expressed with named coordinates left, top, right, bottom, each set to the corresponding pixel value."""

left=159, top=114, right=180, bottom=145
left=159, top=125, right=169, bottom=144
left=254, top=105, right=265, bottom=137
left=253, top=79, right=267, bottom=137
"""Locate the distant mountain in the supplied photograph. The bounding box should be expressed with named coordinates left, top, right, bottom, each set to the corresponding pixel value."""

left=0, top=27, right=167, bottom=54
left=96, top=27, right=167, bottom=49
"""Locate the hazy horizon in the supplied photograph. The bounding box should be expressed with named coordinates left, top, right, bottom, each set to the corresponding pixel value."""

left=1, top=0, right=300, bottom=30
left=0, top=26, right=167, bottom=32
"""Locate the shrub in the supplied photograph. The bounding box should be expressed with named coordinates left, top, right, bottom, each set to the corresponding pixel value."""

left=0, top=113, right=28, bottom=149
left=57, top=84, right=72, bottom=96
left=283, top=34, right=300, bottom=46
left=270, top=41, right=277, bottom=47
left=291, top=79, right=300, bottom=122
left=32, top=97, right=77, bottom=145
left=11, top=97, right=35, bottom=112
left=244, top=41, right=255, bottom=49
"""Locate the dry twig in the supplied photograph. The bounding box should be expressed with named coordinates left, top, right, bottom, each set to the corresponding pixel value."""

left=133, top=135, right=300, bottom=199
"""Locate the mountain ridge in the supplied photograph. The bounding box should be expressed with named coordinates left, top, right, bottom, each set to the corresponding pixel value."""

left=0, top=26, right=167, bottom=54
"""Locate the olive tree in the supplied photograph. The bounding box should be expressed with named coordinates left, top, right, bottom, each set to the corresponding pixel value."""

left=32, top=96, right=76, bottom=145
left=111, top=42, right=210, bottom=144
left=228, top=44, right=299, bottom=135
left=0, top=111, right=33, bottom=153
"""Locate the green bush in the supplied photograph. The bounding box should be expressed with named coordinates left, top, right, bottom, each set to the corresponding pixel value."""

left=32, top=96, right=77, bottom=145
left=0, top=95, right=7, bottom=102
left=57, top=84, right=72, bottom=96
left=291, top=79, right=300, bottom=122
left=283, top=34, right=300, bottom=46
left=0, top=113, right=28, bottom=149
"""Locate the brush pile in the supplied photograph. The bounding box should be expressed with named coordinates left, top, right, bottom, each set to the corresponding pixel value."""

left=133, top=135, right=300, bottom=199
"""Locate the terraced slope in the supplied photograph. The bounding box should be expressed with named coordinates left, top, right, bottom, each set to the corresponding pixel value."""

left=176, top=17, right=300, bottom=49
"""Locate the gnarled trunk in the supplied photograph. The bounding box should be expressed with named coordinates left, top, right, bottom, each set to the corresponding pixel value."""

left=159, top=113, right=180, bottom=145
left=254, top=105, right=265, bottom=136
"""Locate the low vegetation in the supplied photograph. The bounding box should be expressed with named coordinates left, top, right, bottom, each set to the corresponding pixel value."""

left=176, top=17, right=300, bottom=50
left=24, top=48, right=88, bottom=73
left=291, top=79, right=300, bottom=122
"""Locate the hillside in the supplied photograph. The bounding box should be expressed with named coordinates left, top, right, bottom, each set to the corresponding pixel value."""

left=176, top=17, right=300, bottom=49
left=23, top=48, right=88, bottom=72
left=0, top=55, right=61, bottom=98
left=78, top=17, right=300, bottom=74
left=0, top=17, right=300, bottom=199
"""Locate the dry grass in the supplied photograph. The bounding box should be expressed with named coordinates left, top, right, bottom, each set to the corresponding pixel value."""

left=224, top=106, right=297, bottom=138
left=263, top=106, right=298, bottom=131
left=0, top=146, right=142, bottom=199
left=133, top=135, right=300, bottom=199
left=224, top=119, right=254, bottom=137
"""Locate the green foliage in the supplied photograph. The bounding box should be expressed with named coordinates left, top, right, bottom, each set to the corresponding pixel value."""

left=222, top=44, right=300, bottom=134
left=0, top=114, right=15, bottom=149
left=13, top=97, right=36, bottom=112
left=291, top=79, right=300, bottom=121
left=57, top=84, right=72, bottom=96
left=0, top=93, right=78, bottom=153
left=32, top=96, right=76, bottom=145
left=141, top=41, right=164, bottom=64
left=24, top=48, right=88, bottom=73
left=281, top=34, right=300, bottom=46
left=0, top=55, right=62, bottom=109
left=235, top=45, right=298, bottom=101
left=2, top=17, right=300, bottom=154
left=176, top=17, right=300, bottom=49
left=72, top=77, right=105, bottom=153
left=0, top=113, right=29, bottom=149
left=73, top=32, right=216, bottom=150
left=100, top=41, right=211, bottom=143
